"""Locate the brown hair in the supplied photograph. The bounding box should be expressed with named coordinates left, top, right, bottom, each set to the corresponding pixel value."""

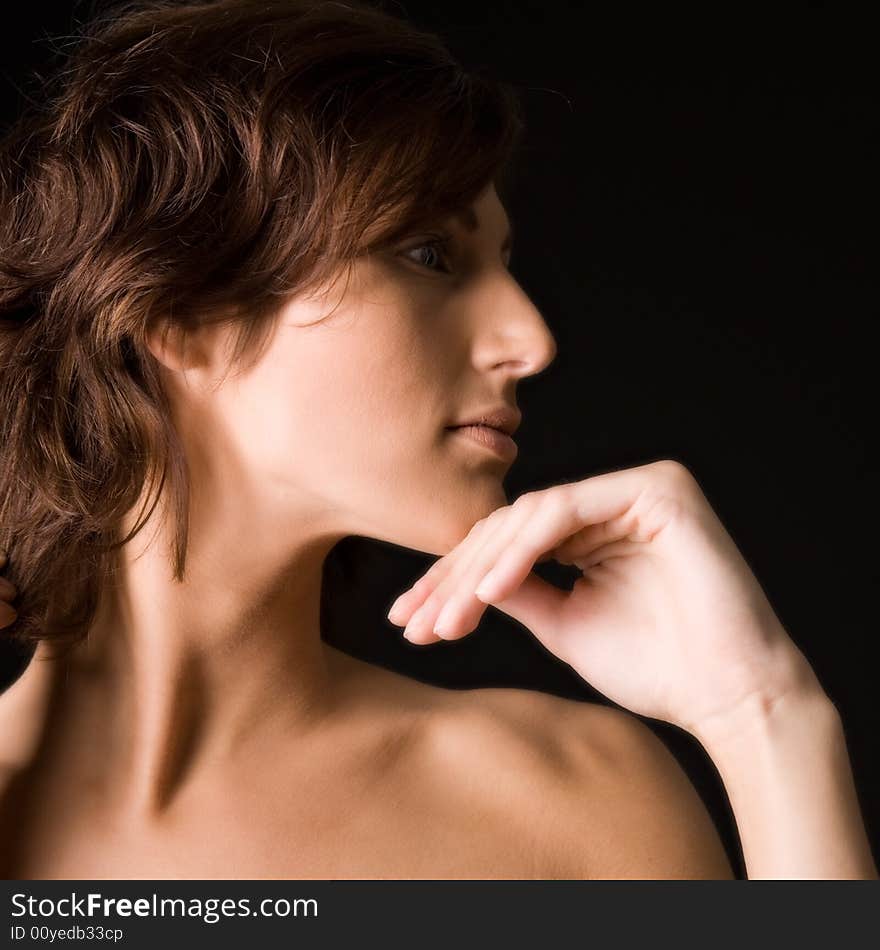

left=0, top=0, right=525, bottom=654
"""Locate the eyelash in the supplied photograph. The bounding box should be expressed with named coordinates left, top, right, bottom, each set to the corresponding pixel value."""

left=399, top=234, right=453, bottom=274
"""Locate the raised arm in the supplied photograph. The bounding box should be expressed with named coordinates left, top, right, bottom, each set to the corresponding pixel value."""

left=387, top=460, right=879, bottom=879
left=692, top=681, right=878, bottom=879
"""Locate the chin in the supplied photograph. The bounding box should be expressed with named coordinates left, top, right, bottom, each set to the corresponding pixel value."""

left=426, top=499, right=511, bottom=557
left=354, top=470, right=510, bottom=557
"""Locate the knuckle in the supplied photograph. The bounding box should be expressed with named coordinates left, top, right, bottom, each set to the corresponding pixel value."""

left=512, top=491, right=540, bottom=514
left=486, top=506, right=509, bottom=525
left=549, top=482, right=577, bottom=508
left=651, top=458, right=696, bottom=491
left=534, top=485, right=573, bottom=515
left=422, top=588, right=448, bottom=612
left=638, top=460, right=702, bottom=525
left=410, top=574, right=435, bottom=594
left=511, top=486, right=573, bottom=523
left=466, top=516, right=491, bottom=538
left=469, top=512, right=499, bottom=540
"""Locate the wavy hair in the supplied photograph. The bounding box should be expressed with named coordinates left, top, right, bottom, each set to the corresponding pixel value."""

left=0, top=0, right=525, bottom=653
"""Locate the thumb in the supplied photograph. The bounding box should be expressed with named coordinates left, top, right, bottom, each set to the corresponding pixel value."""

left=485, top=571, right=571, bottom=654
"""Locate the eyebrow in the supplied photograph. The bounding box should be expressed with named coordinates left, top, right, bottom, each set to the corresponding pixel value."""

left=450, top=204, right=514, bottom=257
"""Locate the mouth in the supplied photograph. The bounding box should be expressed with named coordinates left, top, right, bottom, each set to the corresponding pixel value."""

left=445, top=423, right=518, bottom=461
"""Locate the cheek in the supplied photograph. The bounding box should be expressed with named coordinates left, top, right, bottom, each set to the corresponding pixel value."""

left=218, top=321, right=509, bottom=549
left=226, top=327, right=435, bottom=481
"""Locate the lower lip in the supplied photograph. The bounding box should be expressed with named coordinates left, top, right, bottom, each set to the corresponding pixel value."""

left=447, top=425, right=518, bottom=461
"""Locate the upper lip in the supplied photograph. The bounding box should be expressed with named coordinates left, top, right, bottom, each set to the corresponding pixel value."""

left=447, top=406, right=522, bottom=437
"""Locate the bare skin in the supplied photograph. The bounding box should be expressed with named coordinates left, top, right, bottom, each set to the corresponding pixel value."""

left=0, top=637, right=733, bottom=879
left=0, top=184, right=739, bottom=879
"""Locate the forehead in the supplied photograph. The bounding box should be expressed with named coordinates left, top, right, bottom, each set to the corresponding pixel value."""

left=446, top=189, right=514, bottom=254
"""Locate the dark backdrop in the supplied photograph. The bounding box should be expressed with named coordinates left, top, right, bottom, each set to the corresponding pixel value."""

left=1, top=2, right=876, bottom=880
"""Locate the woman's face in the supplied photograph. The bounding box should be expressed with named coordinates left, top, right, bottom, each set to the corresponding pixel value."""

left=181, top=183, right=557, bottom=556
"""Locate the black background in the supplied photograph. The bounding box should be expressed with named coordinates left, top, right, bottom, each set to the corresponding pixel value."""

left=1, top=2, right=877, bottom=880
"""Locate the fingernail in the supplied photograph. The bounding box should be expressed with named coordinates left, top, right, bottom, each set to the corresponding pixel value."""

left=432, top=601, right=457, bottom=638
left=387, top=596, right=408, bottom=626
left=403, top=626, right=421, bottom=643
left=403, top=604, right=430, bottom=641
left=474, top=570, right=500, bottom=601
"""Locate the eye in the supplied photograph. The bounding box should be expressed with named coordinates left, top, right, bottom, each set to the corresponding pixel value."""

left=398, top=234, right=453, bottom=274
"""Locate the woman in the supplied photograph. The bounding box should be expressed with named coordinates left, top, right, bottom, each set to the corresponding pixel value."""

left=0, top=0, right=876, bottom=879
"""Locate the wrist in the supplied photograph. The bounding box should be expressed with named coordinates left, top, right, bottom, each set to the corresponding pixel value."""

left=691, top=659, right=838, bottom=755
left=688, top=671, right=878, bottom=880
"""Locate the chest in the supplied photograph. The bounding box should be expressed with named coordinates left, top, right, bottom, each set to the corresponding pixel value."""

left=0, top=756, right=550, bottom=879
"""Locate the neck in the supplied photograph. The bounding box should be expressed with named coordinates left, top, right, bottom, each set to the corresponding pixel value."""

left=54, top=481, right=349, bottom=819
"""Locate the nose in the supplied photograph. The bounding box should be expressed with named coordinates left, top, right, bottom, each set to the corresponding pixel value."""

left=472, top=270, right=558, bottom=381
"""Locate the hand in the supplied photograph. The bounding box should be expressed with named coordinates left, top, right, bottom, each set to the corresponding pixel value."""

left=0, top=550, right=18, bottom=629
left=387, top=460, right=821, bottom=738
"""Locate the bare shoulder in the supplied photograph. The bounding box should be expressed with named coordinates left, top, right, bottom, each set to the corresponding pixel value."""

left=423, top=685, right=735, bottom=880
left=0, top=642, right=57, bottom=772
left=323, top=651, right=733, bottom=879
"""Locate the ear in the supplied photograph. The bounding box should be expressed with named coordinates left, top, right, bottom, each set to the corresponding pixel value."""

left=145, top=319, right=223, bottom=376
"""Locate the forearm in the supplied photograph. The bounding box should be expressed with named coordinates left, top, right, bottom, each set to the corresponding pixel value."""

left=693, top=682, right=879, bottom=880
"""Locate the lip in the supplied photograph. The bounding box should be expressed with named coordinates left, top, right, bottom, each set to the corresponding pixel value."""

left=447, top=406, right=522, bottom=437
left=446, top=424, right=518, bottom=461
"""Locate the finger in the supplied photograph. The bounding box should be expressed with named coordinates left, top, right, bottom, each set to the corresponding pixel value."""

left=386, top=519, right=487, bottom=625
left=549, top=516, right=633, bottom=565
left=0, top=576, right=18, bottom=601
left=409, top=501, right=535, bottom=642
left=0, top=601, right=18, bottom=628
left=576, top=537, right=647, bottom=569
left=392, top=459, right=670, bottom=637
left=473, top=491, right=585, bottom=604
left=567, top=459, right=692, bottom=542
left=402, top=505, right=522, bottom=643
left=480, top=570, right=570, bottom=653
left=388, top=506, right=509, bottom=627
